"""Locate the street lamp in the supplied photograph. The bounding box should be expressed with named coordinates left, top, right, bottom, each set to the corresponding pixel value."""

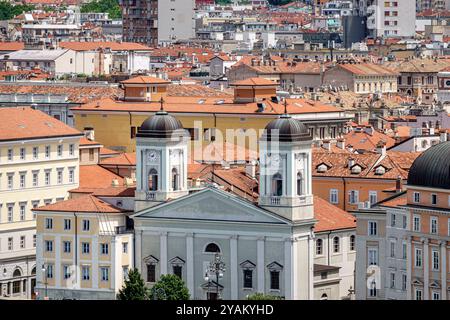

left=41, top=264, right=48, bottom=300
left=204, top=253, right=226, bottom=300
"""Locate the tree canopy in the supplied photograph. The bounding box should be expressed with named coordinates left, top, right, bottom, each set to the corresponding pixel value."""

left=0, top=1, right=35, bottom=21
left=117, top=268, right=150, bottom=300
left=246, top=292, right=284, bottom=300
left=150, top=274, right=190, bottom=300
left=80, top=0, right=122, bottom=19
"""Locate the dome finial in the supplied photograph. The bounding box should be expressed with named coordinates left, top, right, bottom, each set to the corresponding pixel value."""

left=284, top=99, right=288, bottom=114
left=160, top=97, right=165, bottom=111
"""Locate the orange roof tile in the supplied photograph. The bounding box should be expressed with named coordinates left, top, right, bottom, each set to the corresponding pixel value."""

left=78, top=165, right=125, bottom=189
left=120, top=76, right=171, bottom=85
left=100, top=147, right=121, bottom=156
left=100, top=152, right=136, bottom=166
left=0, top=107, right=82, bottom=142
left=230, top=77, right=277, bottom=86
left=34, top=195, right=126, bottom=213
left=344, top=128, right=396, bottom=151
left=79, top=137, right=103, bottom=147
left=337, top=63, right=398, bottom=76
left=59, top=41, right=152, bottom=52
left=313, top=196, right=356, bottom=232
left=377, top=192, right=407, bottom=208
left=0, top=42, right=24, bottom=51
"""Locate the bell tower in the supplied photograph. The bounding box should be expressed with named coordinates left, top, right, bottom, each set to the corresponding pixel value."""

left=258, top=103, right=314, bottom=222
left=135, top=99, right=189, bottom=212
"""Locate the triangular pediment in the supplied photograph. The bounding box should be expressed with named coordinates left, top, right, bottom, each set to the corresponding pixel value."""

left=133, top=187, right=290, bottom=225
left=240, top=260, right=256, bottom=269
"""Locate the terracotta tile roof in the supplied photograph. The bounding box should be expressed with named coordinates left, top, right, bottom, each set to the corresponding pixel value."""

left=212, top=167, right=258, bottom=200
left=337, top=63, right=398, bottom=76
left=385, top=58, right=450, bottom=73
left=313, top=196, right=356, bottom=232
left=59, top=41, right=152, bottom=52
left=0, top=107, right=82, bottom=142
left=100, top=147, right=121, bottom=156
left=0, top=83, right=122, bottom=103
left=230, top=77, right=277, bottom=86
left=377, top=192, right=407, bottom=208
left=344, top=128, right=396, bottom=151
left=78, top=165, right=125, bottom=189
left=0, top=42, right=24, bottom=51
left=70, top=186, right=136, bottom=197
left=241, top=61, right=324, bottom=75
left=190, top=142, right=258, bottom=163
left=121, top=76, right=171, bottom=85
left=79, top=137, right=102, bottom=147
left=100, top=152, right=136, bottom=166
left=168, top=84, right=232, bottom=97
left=34, top=195, right=126, bottom=213
left=72, top=96, right=340, bottom=115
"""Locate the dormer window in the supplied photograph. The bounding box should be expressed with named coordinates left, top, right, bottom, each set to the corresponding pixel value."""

left=351, top=165, right=362, bottom=174
left=317, top=164, right=328, bottom=173
left=374, top=166, right=386, bottom=175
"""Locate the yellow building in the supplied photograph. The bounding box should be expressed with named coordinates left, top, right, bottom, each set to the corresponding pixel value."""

left=33, top=195, right=133, bottom=300
left=0, top=107, right=83, bottom=299
left=71, top=76, right=352, bottom=153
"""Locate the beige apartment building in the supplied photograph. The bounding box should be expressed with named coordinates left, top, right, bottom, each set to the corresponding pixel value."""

left=0, top=107, right=82, bottom=299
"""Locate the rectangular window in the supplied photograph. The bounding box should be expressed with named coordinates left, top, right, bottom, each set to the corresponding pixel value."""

left=329, top=189, right=338, bottom=204
left=368, top=221, right=377, bottom=236
left=63, top=265, right=71, bottom=279
left=82, top=219, right=90, bottom=231
left=82, top=266, right=90, bottom=280
left=123, top=266, right=129, bottom=281
left=369, top=280, right=377, bottom=297
left=368, top=248, right=378, bottom=265
left=20, top=235, right=25, bottom=248
left=173, top=265, right=182, bottom=279
left=100, top=243, right=109, bottom=255
left=147, top=264, right=156, bottom=282
left=430, top=217, right=438, bottom=234
left=7, top=205, right=13, bottom=222
left=89, top=149, right=94, bottom=161
left=45, top=146, right=50, bottom=158
left=82, top=242, right=90, bottom=254
left=390, top=241, right=395, bottom=258
left=33, top=235, right=36, bottom=247
left=69, top=168, right=74, bottom=183
left=57, top=170, right=63, bottom=185
left=8, top=237, right=13, bottom=250
left=69, top=144, right=74, bottom=156
left=33, top=147, right=38, bottom=159
left=402, top=215, right=407, bottom=229
left=63, top=241, right=71, bottom=253
left=7, top=148, right=13, bottom=161
left=45, top=240, right=53, bottom=252
left=390, top=273, right=395, bottom=289
left=46, top=265, right=53, bottom=279
left=369, top=191, right=377, bottom=205
left=20, top=174, right=25, bottom=188
left=64, top=219, right=71, bottom=230
left=20, top=147, right=25, bottom=160
left=413, top=192, right=420, bottom=203
left=122, top=242, right=128, bottom=254
left=269, top=271, right=280, bottom=290
left=243, top=269, right=253, bottom=289
left=402, top=242, right=407, bottom=259
left=413, top=215, right=420, bottom=232
left=101, top=267, right=109, bottom=281
left=45, top=171, right=51, bottom=186
left=415, top=248, right=422, bottom=267
left=415, top=289, right=422, bottom=300
left=431, top=194, right=437, bottom=205
left=402, top=274, right=407, bottom=291
left=7, top=175, right=13, bottom=190
left=390, top=213, right=396, bottom=227
left=20, top=204, right=26, bottom=221
left=432, top=292, right=440, bottom=300
left=432, top=250, right=439, bottom=271
left=45, top=218, right=53, bottom=229
left=33, top=172, right=38, bottom=187
left=349, top=190, right=359, bottom=204
left=57, top=145, right=63, bottom=157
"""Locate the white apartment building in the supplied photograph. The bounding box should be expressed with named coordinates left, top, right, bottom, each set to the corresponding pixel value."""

left=355, top=0, right=416, bottom=38
left=158, top=0, right=195, bottom=44
left=0, top=107, right=82, bottom=299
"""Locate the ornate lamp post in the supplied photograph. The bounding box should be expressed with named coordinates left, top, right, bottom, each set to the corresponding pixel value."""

left=204, top=253, right=226, bottom=300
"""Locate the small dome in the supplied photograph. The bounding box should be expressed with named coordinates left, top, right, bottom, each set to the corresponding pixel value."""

left=261, top=114, right=311, bottom=142
left=137, top=110, right=188, bottom=139
left=407, top=141, right=450, bottom=189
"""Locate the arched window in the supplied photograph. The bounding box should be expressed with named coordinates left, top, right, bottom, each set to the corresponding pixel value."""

left=31, top=267, right=36, bottom=275
left=204, top=243, right=221, bottom=253
left=320, top=293, right=328, bottom=300
left=272, top=173, right=283, bottom=196
left=148, top=168, right=158, bottom=191
left=172, top=168, right=179, bottom=191
left=13, top=269, right=21, bottom=277
left=297, top=172, right=303, bottom=196
left=316, top=239, right=323, bottom=255
left=350, top=235, right=355, bottom=251
left=333, top=236, right=340, bottom=253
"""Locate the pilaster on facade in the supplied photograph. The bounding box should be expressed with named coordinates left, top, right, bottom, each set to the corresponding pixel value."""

left=160, top=231, right=168, bottom=275
left=186, top=232, right=194, bottom=296
left=257, top=236, right=265, bottom=294
left=421, top=237, right=430, bottom=300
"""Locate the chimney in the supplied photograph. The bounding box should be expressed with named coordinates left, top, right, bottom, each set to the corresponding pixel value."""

left=322, top=139, right=331, bottom=151
left=245, top=160, right=257, bottom=179
left=395, top=176, right=402, bottom=192
left=84, top=127, right=95, bottom=141
left=348, top=157, right=355, bottom=168
left=376, top=141, right=386, bottom=155
left=440, top=130, right=449, bottom=142
left=336, top=138, right=345, bottom=150
left=364, top=125, right=374, bottom=136
left=111, top=178, right=119, bottom=187
left=347, top=144, right=354, bottom=153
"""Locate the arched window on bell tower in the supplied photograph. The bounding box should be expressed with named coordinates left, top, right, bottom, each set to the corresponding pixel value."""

left=272, top=173, right=283, bottom=196
left=171, top=168, right=179, bottom=191
left=297, top=172, right=303, bottom=196
left=148, top=168, right=158, bottom=191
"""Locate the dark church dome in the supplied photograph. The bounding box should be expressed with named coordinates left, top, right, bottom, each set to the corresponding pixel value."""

left=407, top=141, right=450, bottom=189
left=137, top=110, right=188, bottom=139
left=261, top=114, right=312, bottom=142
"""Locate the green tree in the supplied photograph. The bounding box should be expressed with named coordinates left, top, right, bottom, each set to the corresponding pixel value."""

left=246, top=292, right=284, bottom=300
left=0, top=1, right=35, bottom=21
left=150, top=274, right=190, bottom=300
left=80, top=0, right=122, bottom=19
left=117, top=268, right=150, bottom=300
